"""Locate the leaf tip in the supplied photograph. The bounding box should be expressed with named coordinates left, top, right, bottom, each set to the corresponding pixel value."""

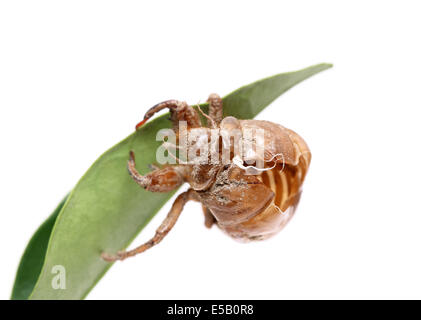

left=321, top=62, right=334, bottom=69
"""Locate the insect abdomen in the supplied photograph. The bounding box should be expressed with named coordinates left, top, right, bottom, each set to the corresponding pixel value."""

left=220, top=128, right=311, bottom=241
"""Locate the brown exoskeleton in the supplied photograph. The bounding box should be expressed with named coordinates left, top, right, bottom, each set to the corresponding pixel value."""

left=102, top=94, right=311, bottom=261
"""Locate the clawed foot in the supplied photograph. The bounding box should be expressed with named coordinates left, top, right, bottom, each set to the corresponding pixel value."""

left=101, top=251, right=127, bottom=262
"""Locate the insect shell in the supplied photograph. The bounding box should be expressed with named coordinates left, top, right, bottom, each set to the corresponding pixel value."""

left=101, top=94, right=311, bottom=262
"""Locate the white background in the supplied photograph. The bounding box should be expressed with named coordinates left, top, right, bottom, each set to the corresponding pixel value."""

left=1, top=1, right=420, bottom=299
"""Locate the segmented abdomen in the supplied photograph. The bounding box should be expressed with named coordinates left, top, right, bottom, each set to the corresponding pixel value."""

left=220, top=127, right=311, bottom=241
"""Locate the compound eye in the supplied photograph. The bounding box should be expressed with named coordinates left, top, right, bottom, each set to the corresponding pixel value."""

left=220, top=116, right=240, bottom=131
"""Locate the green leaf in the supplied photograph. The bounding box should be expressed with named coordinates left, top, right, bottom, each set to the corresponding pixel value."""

left=223, top=63, right=333, bottom=119
left=11, top=196, right=68, bottom=300
left=12, top=63, right=331, bottom=300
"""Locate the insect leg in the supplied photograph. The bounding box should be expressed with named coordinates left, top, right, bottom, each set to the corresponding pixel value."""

left=202, top=205, right=215, bottom=228
left=135, top=99, right=179, bottom=129
left=207, top=93, right=223, bottom=126
left=127, top=151, right=187, bottom=193
left=102, top=189, right=196, bottom=261
left=135, top=99, right=201, bottom=130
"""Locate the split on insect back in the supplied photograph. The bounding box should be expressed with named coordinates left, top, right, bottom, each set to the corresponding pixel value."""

left=102, top=93, right=312, bottom=261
